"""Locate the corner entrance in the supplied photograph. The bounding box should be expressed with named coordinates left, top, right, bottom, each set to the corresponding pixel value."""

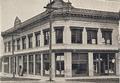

left=55, top=53, right=64, bottom=77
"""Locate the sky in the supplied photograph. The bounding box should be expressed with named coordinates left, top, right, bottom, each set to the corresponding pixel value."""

left=1, top=0, right=120, bottom=31
left=0, top=0, right=120, bottom=56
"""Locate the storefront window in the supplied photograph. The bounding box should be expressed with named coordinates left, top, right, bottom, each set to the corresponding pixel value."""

left=55, top=53, right=64, bottom=77
left=72, top=53, right=88, bottom=76
left=35, top=54, right=41, bottom=75
left=23, top=56, right=27, bottom=74
left=11, top=57, right=16, bottom=74
left=43, top=54, right=49, bottom=75
left=29, top=55, right=33, bottom=74
left=4, top=57, right=9, bottom=73
left=93, top=53, right=116, bottom=75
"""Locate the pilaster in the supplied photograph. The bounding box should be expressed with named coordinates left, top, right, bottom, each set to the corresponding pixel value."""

left=64, top=52, right=72, bottom=77
left=40, top=31, right=44, bottom=47
left=27, top=55, right=29, bottom=74
left=51, top=53, right=55, bottom=78
left=16, top=56, right=18, bottom=75
left=33, top=33, right=36, bottom=48
left=9, top=57, right=11, bottom=73
left=98, top=28, right=102, bottom=44
left=33, top=54, right=36, bottom=75
left=88, top=52, right=94, bottom=76
left=63, top=21, right=71, bottom=44
left=41, top=54, right=43, bottom=76
left=83, top=27, right=87, bottom=44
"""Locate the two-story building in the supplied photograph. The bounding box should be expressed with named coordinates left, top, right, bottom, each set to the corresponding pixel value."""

left=1, top=0, right=120, bottom=81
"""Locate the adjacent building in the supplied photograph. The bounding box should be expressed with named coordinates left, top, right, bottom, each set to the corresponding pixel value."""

left=1, top=0, right=120, bottom=80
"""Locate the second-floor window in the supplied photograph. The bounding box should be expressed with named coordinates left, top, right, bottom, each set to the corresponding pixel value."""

left=35, top=32, right=40, bottom=47
left=8, top=41, right=11, bottom=52
left=28, top=34, right=33, bottom=48
left=87, top=29, right=98, bottom=44
left=43, top=29, right=49, bottom=45
left=101, top=30, right=112, bottom=45
left=4, top=42, right=7, bottom=52
left=13, top=40, right=15, bottom=51
left=22, top=36, right=26, bottom=49
left=71, top=28, right=83, bottom=43
left=55, top=28, right=63, bottom=43
left=17, top=38, right=20, bottom=50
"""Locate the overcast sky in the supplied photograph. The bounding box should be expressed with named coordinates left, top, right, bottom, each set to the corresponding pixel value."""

left=0, top=0, right=120, bottom=56
left=1, top=0, right=120, bottom=31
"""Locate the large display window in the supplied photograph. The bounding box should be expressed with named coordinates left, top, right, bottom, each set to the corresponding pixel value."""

left=93, top=53, right=116, bottom=75
left=72, top=53, right=88, bottom=76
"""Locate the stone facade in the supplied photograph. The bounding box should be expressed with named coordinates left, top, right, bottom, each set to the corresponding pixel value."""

left=1, top=0, right=120, bottom=81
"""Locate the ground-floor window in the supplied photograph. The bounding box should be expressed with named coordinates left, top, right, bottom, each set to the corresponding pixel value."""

left=35, top=54, right=41, bottom=75
left=43, top=54, right=49, bottom=75
left=72, top=53, right=88, bottom=76
left=29, top=55, right=33, bottom=74
left=4, top=57, right=9, bottom=73
left=23, top=56, right=27, bottom=74
left=11, top=57, right=16, bottom=74
left=55, top=53, right=64, bottom=77
left=93, top=53, right=116, bottom=75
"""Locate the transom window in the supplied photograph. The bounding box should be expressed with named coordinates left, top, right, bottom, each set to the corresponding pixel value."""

left=87, top=29, right=98, bottom=44
left=71, top=27, right=83, bottom=44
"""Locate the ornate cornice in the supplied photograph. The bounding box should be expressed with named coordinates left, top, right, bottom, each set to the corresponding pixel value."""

left=1, top=0, right=119, bottom=37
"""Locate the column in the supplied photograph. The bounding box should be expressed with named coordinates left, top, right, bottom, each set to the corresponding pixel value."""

left=51, top=53, right=55, bottom=78
left=40, top=31, right=44, bottom=47
left=2, top=57, right=4, bottom=73
left=27, top=55, right=29, bottom=74
left=83, top=27, right=87, bottom=44
left=20, top=37, right=23, bottom=50
left=97, top=28, right=102, bottom=44
left=116, top=53, right=120, bottom=76
left=41, top=54, right=43, bottom=76
left=26, top=35, right=29, bottom=49
left=9, top=57, right=11, bottom=73
left=33, top=33, right=36, bottom=48
left=64, top=52, right=72, bottom=77
left=33, top=54, right=36, bottom=75
left=16, top=56, right=19, bottom=75
left=88, top=52, right=94, bottom=76
left=63, top=21, right=71, bottom=44
left=52, top=28, right=56, bottom=45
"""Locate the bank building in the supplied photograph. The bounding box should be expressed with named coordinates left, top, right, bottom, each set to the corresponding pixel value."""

left=1, top=0, right=120, bottom=82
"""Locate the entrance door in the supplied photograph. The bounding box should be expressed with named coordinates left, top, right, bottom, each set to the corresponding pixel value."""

left=55, top=53, right=64, bottom=77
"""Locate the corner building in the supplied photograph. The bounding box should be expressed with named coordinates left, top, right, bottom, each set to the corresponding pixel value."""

left=1, top=0, right=120, bottom=80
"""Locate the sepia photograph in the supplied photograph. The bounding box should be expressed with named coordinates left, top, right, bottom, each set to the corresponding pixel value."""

left=0, top=0, right=120, bottom=83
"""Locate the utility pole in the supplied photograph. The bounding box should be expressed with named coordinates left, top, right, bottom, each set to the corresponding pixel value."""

left=49, top=0, right=52, bottom=81
left=44, top=0, right=71, bottom=81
